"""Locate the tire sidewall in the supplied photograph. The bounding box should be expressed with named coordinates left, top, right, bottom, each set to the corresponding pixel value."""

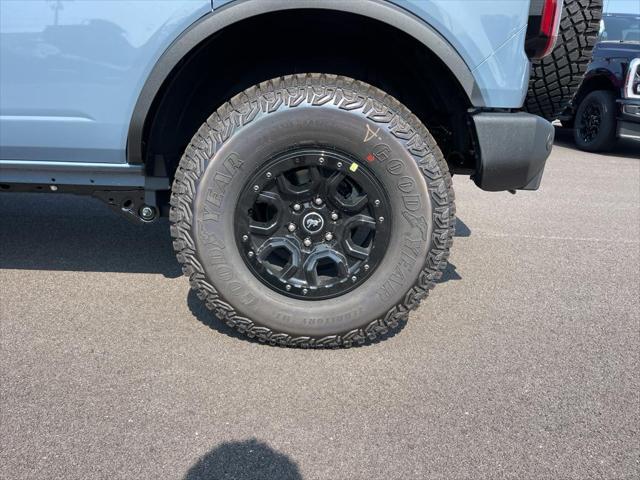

left=191, top=102, right=437, bottom=337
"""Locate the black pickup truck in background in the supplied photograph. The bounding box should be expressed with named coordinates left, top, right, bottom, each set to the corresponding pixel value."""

left=560, top=12, right=640, bottom=151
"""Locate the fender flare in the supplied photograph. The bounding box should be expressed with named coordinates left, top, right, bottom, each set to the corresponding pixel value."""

left=127, top=0, right=484, bottom=164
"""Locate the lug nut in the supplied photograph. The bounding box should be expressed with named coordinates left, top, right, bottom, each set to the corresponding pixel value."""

left=285, top=285, right=291, bottom=291
left=139, top=205, right=156, bottom=221
left=266, top=172, right=272, bottom=178
left=324, top=232, right=333, bottom=241
left=351, top=276, right=357, bottom=282
left=253, top=185, right=259, bottom=191
left=337, top=162, right=343, bottom=168
left=302, top=288, right=308, bottom=295
left=364, top=264, right=370, bottom=271
left=378, top=216, right=384, bottom=223
left=288, top=223, right=297, bottom=232
left=319, top=157, right=325, bottom=164
left=293, top=203, right=302, bottom=212
left=242, top=235, right=249, bottom=242
left=248, top=251, right=254, bottom=258
left=330, top=212, right=339, bottom=221
left=314, top=197, right=323, bottom=206
left=303, top=238, right=312, bottom=247
left=374, top=199, right=381, bottom=207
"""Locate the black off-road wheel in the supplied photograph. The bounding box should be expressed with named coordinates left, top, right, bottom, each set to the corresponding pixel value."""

left=170, top=74, right=455, bottom=348
left=573, top=90, right=616, bottom=151
left=525, top=0, right=603, bottom=120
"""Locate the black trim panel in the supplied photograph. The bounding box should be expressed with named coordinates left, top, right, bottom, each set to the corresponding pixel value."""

left=472, top=112, right=554, bottom=191
left=0, top=160, right=146, bottom=188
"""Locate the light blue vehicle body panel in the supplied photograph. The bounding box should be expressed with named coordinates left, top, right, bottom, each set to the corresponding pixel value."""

left=391, top=0, right=531, bottom=107
left=0, top=0, right=532, bottom=166
left=0, top=0, right=210, bottom=165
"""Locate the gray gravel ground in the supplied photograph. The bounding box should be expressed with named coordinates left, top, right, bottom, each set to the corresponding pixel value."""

left=1, top=130, right=639, bottom=480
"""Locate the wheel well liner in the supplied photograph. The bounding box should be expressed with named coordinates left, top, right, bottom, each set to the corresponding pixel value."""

left=127, top=0, right=482, bottom=167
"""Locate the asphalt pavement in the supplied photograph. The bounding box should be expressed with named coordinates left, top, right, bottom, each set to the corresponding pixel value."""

left=1, top=130, right=639, bottom=479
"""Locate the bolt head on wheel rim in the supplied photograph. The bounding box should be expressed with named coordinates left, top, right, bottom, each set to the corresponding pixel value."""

left=234, top=149, right=391, bottom=300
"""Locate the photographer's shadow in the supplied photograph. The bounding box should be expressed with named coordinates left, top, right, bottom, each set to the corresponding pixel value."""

left=185, top=439, right=302, bottom=480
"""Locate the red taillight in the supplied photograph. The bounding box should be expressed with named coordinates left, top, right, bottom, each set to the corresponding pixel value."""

left=526, top=0, right=564, bottom=59
left=540, top=0, right=563, bottom=54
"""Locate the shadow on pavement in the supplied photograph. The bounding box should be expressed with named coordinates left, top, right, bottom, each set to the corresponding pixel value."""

left=454, top=218, right=471, bottom=237
left=437, top=262, right=462, bottom=283
left=184, top=439, right=303, bottom=480
left=0, top=193, right=182, bottom=277
left=553, top=126, right=640, bottom=159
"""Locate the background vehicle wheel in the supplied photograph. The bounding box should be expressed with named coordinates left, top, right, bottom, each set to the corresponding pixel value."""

left=170, top=74, right=455, bottom=347
left=573, top=90, right=616, bottom=151
left=525, top=0, right=603, bottom=120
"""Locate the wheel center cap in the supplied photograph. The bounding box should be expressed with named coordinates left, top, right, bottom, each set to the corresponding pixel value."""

left=302, top=212, right=324, bottom=234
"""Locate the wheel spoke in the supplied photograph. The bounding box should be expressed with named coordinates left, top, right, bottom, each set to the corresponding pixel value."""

left=343, top=243, right=370, bottom=260
left=326, top=171, right=345, bottom=190
left=341, top=214, right=376, bottom=260
left=326, top=172, right=368, bottom=213
left=303, top=247, right=349, bottom=286
left=256, top=237, right=301, bottom=280
left=248, top=191, right=282, bottom=235
left=276, top=165, right=321, bottom=198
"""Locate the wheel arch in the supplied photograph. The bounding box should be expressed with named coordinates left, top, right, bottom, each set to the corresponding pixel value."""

left=574, top=73, right=619, bottom=106
left=126, top=0, right=482, bottom=168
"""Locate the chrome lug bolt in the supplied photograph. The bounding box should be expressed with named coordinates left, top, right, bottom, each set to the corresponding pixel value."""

left=248, top=251, right=254, bottom=258
left=293, top=203, right=302, bottom=212
left=378, top=216, right=384, bottom=223
left=242, top=235, right=249, bottom=242
left=319, top=157, right=325, bottom=164
left=364, top=264, right=370, bottom=271
left=285, top=285, right=291, bottom=291
left=253, top=185, right=259, bottom=191
left=139, top=206, right=155, bottom=221
left=337, top=162, right=343, bottom=168
left=266, top=171, right=272, bottom=178
left=351, top=276, right=357, bottom=282
left=374, top=199, right=381, bottom=207
left=314, top=197, right=323, bottom=206
left=303, top=237, right=312, bottom=247
left=302, top=288, right=308, bottom=295
left=330, top=212, right=339, bottom=221
left=288, top=223, right=297, bottom=232
left=324, top=232, right=333, bottom=241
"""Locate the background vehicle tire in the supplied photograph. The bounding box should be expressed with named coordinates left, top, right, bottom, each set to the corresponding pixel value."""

left=525, top=0, right=603, bottom=120
left=170, top=74, right=455, bottom=347
left=573, top=90, right=616, bottom=151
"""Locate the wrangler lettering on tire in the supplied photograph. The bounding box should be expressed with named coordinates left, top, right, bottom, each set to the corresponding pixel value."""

left=170, top=74, right=455, bottom=347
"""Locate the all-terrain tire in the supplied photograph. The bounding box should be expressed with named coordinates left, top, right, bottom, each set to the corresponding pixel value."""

left=169, top=74, right=455, bottom=348
left=525, top=0, right=603, bottom=120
